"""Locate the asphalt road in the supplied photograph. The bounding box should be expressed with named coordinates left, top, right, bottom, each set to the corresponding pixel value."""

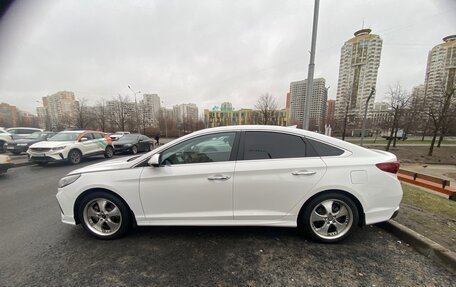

left=0, top=158, right=454, bottom=287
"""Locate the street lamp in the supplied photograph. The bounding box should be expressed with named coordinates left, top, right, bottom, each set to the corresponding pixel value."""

left=128, top=85, right=141, bottom=133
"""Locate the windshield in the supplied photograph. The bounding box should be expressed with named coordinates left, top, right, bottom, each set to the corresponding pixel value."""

left=120, top=134, right=139, bottom=141
left=48, top=132, right=80, bottom=141
left=25, top=132, right=43, bottom=139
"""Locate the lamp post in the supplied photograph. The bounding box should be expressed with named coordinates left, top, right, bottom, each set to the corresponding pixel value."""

left=127, top=85, right=141, bottom=133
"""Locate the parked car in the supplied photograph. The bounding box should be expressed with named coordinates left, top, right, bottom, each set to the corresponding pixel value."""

left=27, top=130, right=114, bottom=165
left=110, top=131, right=130, bottom=141
left=4, top=131, right=57, bottom=155
left=0, top=154, right=14, bottom=174
left=56, top=125, right=403, bottom=242
left=113, top=133, right=153, bottom=154
left=0, top=128, right=14, bottom=153
left=6, top=127, right=44, bottom=139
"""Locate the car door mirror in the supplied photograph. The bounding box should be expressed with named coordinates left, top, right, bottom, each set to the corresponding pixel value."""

left=148, top=153, right=161, bottom=167
left=80, top=137, right=88, bottom=142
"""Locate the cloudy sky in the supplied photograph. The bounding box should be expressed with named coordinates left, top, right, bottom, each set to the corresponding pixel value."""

left=0, top=0, right=455, bottom=114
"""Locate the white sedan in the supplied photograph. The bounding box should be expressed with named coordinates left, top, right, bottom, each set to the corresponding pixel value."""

left=56, top=125, right=402, bottom=242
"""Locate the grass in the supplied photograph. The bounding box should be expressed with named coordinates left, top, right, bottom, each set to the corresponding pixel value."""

left=401, top=183, right=456, bottom=218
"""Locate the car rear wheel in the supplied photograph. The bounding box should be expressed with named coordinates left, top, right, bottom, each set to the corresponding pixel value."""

left=301, top=192, right=359, bottom=243
left=68, top=149, right=82, bottom=165
left=78, top=192, right=131, bottom=239
left=131, top=145, right=138, bottom=154
left=104, top=146, right=114, bottom=158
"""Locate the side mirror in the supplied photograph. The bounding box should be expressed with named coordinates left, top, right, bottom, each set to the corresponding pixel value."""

left=80, top=137, right=88, bottom=142
left=148, top=153, right=161, bottom=167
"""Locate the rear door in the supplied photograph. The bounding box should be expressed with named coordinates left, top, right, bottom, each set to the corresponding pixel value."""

left=233, top=131, right=327, bottom=221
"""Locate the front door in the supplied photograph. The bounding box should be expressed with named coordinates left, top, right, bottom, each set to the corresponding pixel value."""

left=139, top=132, right=238, bottom=223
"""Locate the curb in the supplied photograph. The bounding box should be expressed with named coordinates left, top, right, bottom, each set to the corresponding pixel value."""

left=378, top=220, right=456, bottom=274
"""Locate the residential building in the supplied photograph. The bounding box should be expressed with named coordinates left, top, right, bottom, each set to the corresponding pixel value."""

left=411, top=84, right=426, bottom=101
left=39, top=91, right=78, bottom=130
left=286, top=92, right=291, bottom=109
left=221, top=102, right=233, bottom=111
left=289, top=78, right=328, bottom=131
left=141, top=94, right=161, bottom=127
left=173, top=103, right=199, bottom=128
left=325, top=99, right=335, bottom=126
left=0, top=102, right=19, bottom=127
left=424, top=35, right=456, bottom=108
left=334, top=29, right=383, bottom=122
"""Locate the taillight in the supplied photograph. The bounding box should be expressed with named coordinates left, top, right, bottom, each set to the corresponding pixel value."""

left=376, top=161, right=400, bottom=174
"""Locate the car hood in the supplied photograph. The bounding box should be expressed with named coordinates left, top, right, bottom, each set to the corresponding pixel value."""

left=68, top=156, right=139, bottom=175
left=29, top=141, right=74, bottom=148
left=12, top=138, right=41, bottom=145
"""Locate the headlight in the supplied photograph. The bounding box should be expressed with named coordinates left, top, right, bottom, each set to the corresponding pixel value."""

left=3, top=143, right=7, bottom=146
left=17, top=143, right=28, bottom=146
left=58, top=174, right=81, bottom=188
left=52, top=146, right=67, bottom=151
left=125, top=143, right=132, bottom=147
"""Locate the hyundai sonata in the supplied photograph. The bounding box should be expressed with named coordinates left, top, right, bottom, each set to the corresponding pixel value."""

left=56, top=125, right=402, bottom=242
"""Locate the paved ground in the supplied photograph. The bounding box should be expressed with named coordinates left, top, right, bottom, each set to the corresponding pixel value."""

left=0, top=158, right=455, bottom=286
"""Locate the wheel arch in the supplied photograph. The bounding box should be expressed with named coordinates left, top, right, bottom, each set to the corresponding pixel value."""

left=68, top=147, right=83, bottom=158
left=73, top=187, right=137, bottom=227
left=297, top=189, right=366, bottom=228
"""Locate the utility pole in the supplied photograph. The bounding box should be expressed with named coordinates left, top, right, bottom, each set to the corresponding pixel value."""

left=360, top=87, right=375, bottom=146
left=161, top=100, right=168, bottom=138
left=303, top=0, right=320, bottom=130
left=128, top=85, right=141, bottom=133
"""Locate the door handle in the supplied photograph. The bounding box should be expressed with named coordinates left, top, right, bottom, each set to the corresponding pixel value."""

left=292, top=170, right=316, bottom=176
left=207, top=175, right=231, bottom=181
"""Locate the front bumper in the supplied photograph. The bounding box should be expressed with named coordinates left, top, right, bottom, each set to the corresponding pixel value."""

left=114, top=146, right=133, bottom=153
left=28, top=151, right=67, bottom=162
left=6, top=146, right=28, bottom=153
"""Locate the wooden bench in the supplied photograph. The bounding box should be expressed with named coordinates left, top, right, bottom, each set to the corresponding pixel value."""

left=397, top=169, right=456, bottom=200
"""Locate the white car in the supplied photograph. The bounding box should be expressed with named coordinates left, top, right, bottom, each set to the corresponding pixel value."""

left=0, top=128, right=14, bottom=153
left=28, top=130, right=114, bottom=165
left=6, top=127, right=44, bottom=139
left=56, top=125, right=403, bottom=242
left=0, top=154, right=14, bottom=174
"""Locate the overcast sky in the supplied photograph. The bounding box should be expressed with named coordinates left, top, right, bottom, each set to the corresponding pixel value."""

left=0, top=0, right=455, bottom=114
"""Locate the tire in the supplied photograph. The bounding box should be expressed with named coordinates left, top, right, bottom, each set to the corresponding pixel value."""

left=68, top=149, right=82, bottom=165
left=301, top=192, right=359, bottom=243
left=145, top=144, right=151, bottom=152
left=78, top=191, right=131, bottom=239
left=131, top=145, right=138, bottom=154
left=104, top=146, right=114, bottom=158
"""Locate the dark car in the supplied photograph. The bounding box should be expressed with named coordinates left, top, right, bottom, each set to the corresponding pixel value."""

left=113, top=133, right=153, bottom=154
left=5, top=131, right=57, bottom=155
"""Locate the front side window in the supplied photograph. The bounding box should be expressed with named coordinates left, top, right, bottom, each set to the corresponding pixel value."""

left=93, top=133, right=103, bottom=139
left=161, top=132, right=236, bottom=165
left=243, top=131, right=316, bottom=160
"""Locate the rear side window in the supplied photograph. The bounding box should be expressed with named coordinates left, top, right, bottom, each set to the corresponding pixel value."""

left=243, top=131, right=316, bottom=160
left=306, top=138, right=344, bottom=156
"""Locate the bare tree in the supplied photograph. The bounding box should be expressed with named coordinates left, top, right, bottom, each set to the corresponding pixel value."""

left=385, top=83, right=411, bottom=151
left=255, top=94, right=278, bottom=125
left=73, top=98, right=91, bottom=129
left=110, top=94, right=131, bottom=132
left=95, top=98, right=108, bottom=132
left=426, top=76, right=455, bottom=156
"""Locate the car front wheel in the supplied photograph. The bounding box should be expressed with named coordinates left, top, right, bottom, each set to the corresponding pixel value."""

left=301, top=192, right=359, bottom=243
left=78, top=192, right=131, bottom=239
left=104, top=146, right=114, bottom=158
left=131, top=145, right=138, bottom=154
left=68, top=149, right=82, bottom=165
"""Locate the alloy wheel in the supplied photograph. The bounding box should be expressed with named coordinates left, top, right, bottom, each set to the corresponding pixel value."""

left=310, top=199, right=353, bottom=240
left=83, top=198, right=122, bottom=236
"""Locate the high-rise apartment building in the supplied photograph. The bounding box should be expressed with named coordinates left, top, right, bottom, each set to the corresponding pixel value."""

left=173, top=103, right=199, bottom=125
left=289, top=78, right=327, bottom=131
left=334, top=29, right=382, bottom=121
left=424, top=35, right=456, bottom=107
left=141, top=94, right=161, bottom=127
left=39, top=91, right=78, bottom=130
